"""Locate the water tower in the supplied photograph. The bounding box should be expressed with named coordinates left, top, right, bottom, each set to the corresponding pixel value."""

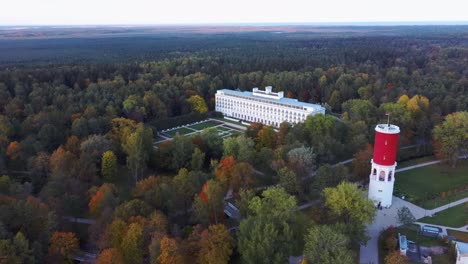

left=368, top=123, right=400, bottom=208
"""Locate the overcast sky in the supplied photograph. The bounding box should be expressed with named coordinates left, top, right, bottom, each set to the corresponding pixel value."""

left=1, top=0, right=467, bottom=25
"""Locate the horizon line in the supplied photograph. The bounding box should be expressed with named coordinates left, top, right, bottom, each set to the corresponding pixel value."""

left=2, top=20, right=468, bottom=28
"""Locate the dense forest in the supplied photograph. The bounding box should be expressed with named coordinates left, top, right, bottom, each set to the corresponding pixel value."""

left=0, top=26, right=467, bottom=263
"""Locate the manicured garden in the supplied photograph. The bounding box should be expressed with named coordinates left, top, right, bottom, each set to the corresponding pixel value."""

left=187, top=120, right=222, bottom=130
left=419, top=203, right=467, bottom=228
left=394, top=159, right=468, bottom=209
left=165, top=127, right=195, bottom=137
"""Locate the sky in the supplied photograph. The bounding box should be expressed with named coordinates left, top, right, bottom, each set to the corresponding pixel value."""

left=1, top=0, right=467, bottom=25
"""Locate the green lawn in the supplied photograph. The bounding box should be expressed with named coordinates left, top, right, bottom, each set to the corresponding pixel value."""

left=188, top=120, right=221, bottom=130
left=165, top=127, right=195, bottom=137
left=419, top=203, right=467, bottom=228
left=394, top=159, right=468, bottom=209
left=396, top=224, right=447, bottom=247
left=447, top=229, right=468, bottom=242
left=397, top=156, right=436, bottom=168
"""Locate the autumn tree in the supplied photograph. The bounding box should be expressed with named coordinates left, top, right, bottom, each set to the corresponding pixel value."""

left=158, top=236, right=184, bottom=264
left=96, top=248, right=124, bottom=264
left=122, top=123, right=153, bottom=182
left=187, top=95, right=208, bottom=114
left=384, top=250, right=408, bottom=264
left=193, top=180, right=225, bottom=224
left=6, top=141, right=20, bottom=161
left=433, top=111, right=468, bottom=167
left=198, top=224, right=234, bottom=264
left=120, top=223, right=143, bottom=264
left=229, top=162, right=255, bottom=192
left=101, top=150, right=117, bottom=181
left=351, top=144, right=373, bottom=182
left=88, top=183, right=118, bottom=215
left=48, top=232, right=79, bottom=263
left=256, top=126, right=277, bottom=150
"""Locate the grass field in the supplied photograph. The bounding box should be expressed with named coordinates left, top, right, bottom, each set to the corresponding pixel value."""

left=394, top=159, right=468, bottom=209
left=187, top=120, right=221, bottom=130
left=419, top=203, right=467, bottom=228
left=396, top=224, right=446, bottom=247
left=447, top=229, right=468, bottom=242
left=398, top=156, right=436, bottom=168
left=157, top=119, right=245, bottom=144
left=165, top=127, right=195, bottom=137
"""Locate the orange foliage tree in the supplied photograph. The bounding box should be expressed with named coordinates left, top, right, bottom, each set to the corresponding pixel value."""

left=158, top=236, right=184, bottom=264
left=48, top=232, right=79, bottom=262
left=6, top=141, right=20, bottom=160
left=96, top=248, right=124, bottom=264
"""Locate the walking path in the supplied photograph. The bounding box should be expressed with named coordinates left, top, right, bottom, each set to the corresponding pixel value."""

left=359, top=196, right=468, bottom=264
left=359, top=157, right=468, bottom=264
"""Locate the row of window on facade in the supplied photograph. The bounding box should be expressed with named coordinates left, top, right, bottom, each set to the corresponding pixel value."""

left=216, top=102, right=307, bottom=118
left=372, top=168, right=393, bottom=182
left=217, top=97, right=306, bottom=112
left=230, top=112, right=301, bottom=127
left=219, top=93, right=305, bottom=110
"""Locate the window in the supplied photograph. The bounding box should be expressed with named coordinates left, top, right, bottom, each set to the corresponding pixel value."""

left=388, top=171, right=392, bottom=181
left=379, top=171, right=385, bottom=181
left=373, top=168, right=377, bottom=175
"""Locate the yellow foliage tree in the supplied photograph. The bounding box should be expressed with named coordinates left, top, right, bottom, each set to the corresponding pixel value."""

left=187, top=95, right=208, bottom=114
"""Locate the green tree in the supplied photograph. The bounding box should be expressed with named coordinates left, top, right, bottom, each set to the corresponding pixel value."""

left=193, top=180, right=225, bottom=224
left=170, top=135, right=194, bottom=171
left=191, top=147, right=205, bottom=171
left=198, top=224, right=234, bottom=264
left=101, top=150, right=117, bottom=181
left=287, top=146, right=316, bottom=176
left=278, top=167, right=300, bottom=195
left=322, top=182, right=375, bottom=244
left=120, top=223, right=143, bottom=264
left=433, top=111, right=468, bottom=167
left=122, top=123, right=153, bottom=182
left=238, top=187, right=298, bottom=264
left=173, top=168, right=198, bottom=210
left=397, top=206, right=416, bottom=226
left=303, top=225, right=353, bottom=264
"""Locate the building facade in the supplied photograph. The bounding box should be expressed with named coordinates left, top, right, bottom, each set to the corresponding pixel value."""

left=215, top=86, right=325, bottom=127
left=368, top=124, right=400, bottom=208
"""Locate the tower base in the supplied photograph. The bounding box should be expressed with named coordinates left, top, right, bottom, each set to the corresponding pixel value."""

left=367, top=160, right=396, bottom=208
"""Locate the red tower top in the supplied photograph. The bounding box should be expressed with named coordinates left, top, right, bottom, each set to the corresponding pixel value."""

left=372, top=124, right=400, bottom=166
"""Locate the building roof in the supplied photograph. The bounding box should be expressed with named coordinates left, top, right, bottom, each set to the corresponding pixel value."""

left=217, top=89, right=325, bottom=112
left=457, top=242, right=468, bottom=254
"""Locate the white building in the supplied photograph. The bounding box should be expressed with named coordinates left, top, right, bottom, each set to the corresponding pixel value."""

left=456, top=242, right=468, bottom=264
left=215, top=86, right=325, bottom=127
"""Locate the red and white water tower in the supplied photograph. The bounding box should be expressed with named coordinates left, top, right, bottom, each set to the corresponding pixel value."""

left=368, top=123, right=400, bottom=208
